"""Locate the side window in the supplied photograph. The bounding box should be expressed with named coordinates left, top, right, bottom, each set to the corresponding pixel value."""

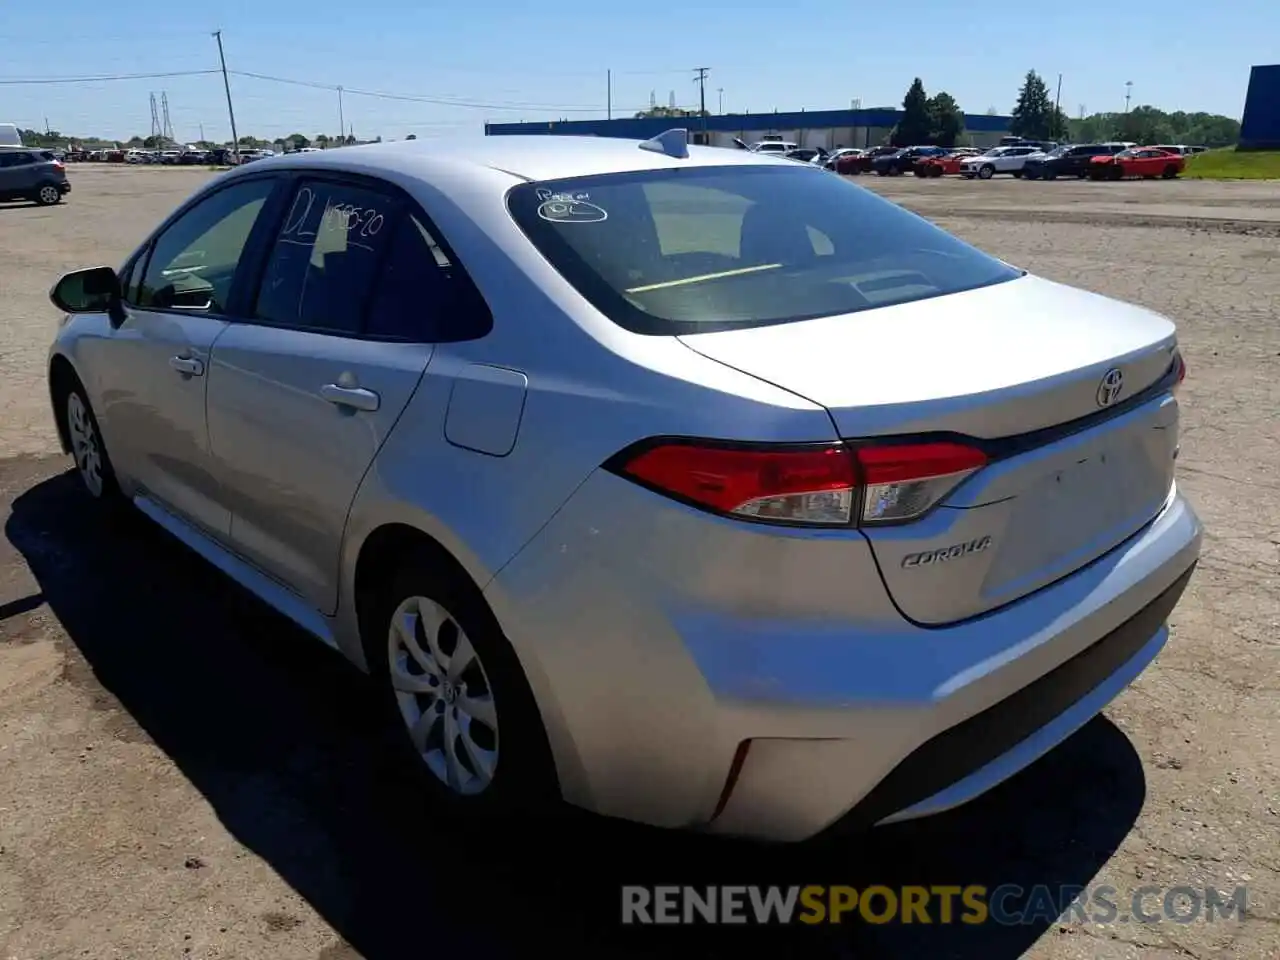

left=254, top=180, right=394, bottom=334
left=0, top=152, right=28, bottom=168
left=364, top=214, right=494, bottom=342
left=138, top=177, right=277, bottom=313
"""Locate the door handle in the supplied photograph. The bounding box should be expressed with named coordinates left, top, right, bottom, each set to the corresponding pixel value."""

left=320, top=383, right=380, bottom=412
left=169, top=355, right=204, bottom=376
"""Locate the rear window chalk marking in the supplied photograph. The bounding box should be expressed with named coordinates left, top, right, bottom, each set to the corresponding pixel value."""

left=537, top=199, right=607, bottom=223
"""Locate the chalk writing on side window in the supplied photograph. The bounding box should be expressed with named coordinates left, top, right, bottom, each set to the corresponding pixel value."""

left=280, top=186, right=386, bottom=243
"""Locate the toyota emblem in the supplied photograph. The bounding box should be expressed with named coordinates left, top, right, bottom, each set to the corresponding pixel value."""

left=1096, top=368, right=1124, bottom=407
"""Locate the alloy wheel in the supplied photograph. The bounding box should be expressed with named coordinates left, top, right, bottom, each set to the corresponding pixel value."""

left=67, top=392, right=104, bottom=497
left=387, top=595, right=499, bottom=795
left=38, top=185, right=60, bottom=205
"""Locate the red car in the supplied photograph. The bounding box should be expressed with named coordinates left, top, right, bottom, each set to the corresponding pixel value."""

left=913, top=150, right=979, bottom=177
left=1089, top=148, right=1184, bottom=180
left=836, top=145, right=897, bottom=175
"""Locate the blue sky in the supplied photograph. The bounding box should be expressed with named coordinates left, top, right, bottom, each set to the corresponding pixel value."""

left=2, top=0, right=1275, bottom=142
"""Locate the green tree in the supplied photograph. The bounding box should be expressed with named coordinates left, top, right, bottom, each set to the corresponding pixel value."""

left=285, top=133, right=310, bottom=150
left=892, top=78, right=933, bottom=146
left=1010, top=70, right=1069, bottom=140
left=926, top=92, right=964, bottom=146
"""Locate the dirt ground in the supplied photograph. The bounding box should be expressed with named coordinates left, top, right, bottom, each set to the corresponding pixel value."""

left=0, top=165, right=1276, bottom=960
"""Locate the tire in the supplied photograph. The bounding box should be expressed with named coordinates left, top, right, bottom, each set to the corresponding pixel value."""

left=929, top=166, right=944, bottom=177
left=977, top=164, right=995, bottom=180
left=59, top=377, right=121, bottom=502
left=1011, top=170, right=1023, bottom=178
left=1111, top=166, right=1124, bottom=181
left=1076, top=169, right=1089, bottom=178
left=1043, top=169, right=1057, bottom=181
left=1162, top=164, right=1179, bottom=179
left=364, top=555, right=559, bottom=820
left=913, top=167, right=927, bottom=178
left=34, top=183, right=63, bottom=206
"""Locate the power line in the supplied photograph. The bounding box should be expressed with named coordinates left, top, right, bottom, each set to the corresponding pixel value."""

left=0, top=69, right=218, bottom=85
left=228, top=69, right=624, bottom=112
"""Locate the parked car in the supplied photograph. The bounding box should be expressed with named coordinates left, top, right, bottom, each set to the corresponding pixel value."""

left=912, top=148, right=980, bottom=177
left=782, top=147, right=827, bottom=164
left=821, top=147, right=864, bottom=170
left=1150, top=144, right=1207, bottom=157
left=1022, top=143, right=1127, bottom=180
left=0, top=147, right=70, bottom=205
left=872, top=145, right=949, bottom=175
left=835, top=145, right=896, bottom=175
left=1089, top=148, right=1185, bottom=180
left=749, top=140, right=797, bottom=155
left=45, top=132, right=1200, bottom=842
left=958, top=145, right=1042, bottom=179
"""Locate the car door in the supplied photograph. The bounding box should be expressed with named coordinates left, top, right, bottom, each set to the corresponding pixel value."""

left=205, top=174, right=468, bottom=614
left=0, top=150, right=34, bottom=197
left=95, top=175, right=285, bottom=537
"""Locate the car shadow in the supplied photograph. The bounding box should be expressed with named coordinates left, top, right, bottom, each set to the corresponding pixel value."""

left=5, top=468, right=1149, bottom=959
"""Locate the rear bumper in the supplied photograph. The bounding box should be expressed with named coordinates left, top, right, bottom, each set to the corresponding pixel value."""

left=486, top=475, right=1201, bottom=842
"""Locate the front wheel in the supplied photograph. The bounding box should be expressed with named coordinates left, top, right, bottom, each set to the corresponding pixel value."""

left=1011, top=170, right=1023, bottom=178
left=977, top=164, right=995, bottom=180
left=367, top=557, right=559, bottom=818
left=62, top=382, right=120, bottom=501
left=1162, top=164, right=1179, bottom=179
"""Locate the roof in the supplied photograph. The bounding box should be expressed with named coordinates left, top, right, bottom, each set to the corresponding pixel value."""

left=486, top=108, right=1014, bottom=139
left=237, top=133, right=797, bottom=184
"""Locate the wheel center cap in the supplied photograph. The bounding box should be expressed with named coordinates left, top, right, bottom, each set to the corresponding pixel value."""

left=441, top=679, right=457, bottom=703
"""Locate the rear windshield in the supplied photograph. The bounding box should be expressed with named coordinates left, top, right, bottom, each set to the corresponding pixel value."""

left=507, top=165, right=1021, bottom=335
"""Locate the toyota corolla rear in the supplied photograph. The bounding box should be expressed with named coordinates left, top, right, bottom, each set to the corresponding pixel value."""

left=489, top=158, right=1202, bottom=841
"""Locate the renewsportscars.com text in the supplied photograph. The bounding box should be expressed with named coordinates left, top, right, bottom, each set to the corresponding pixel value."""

left=621, top=884, right=1248, bottom=926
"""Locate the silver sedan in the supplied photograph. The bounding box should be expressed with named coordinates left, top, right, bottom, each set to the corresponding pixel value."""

left=46, top=130, right=1201, bottom=841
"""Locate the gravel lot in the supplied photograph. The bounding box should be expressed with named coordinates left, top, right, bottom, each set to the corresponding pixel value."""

left=0, top=165, right=1277, bottom=960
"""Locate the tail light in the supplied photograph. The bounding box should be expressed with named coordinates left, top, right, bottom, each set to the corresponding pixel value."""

left=1172, top=352, right=1187, bottom=391
left=610, top=438, right=987, bottom=528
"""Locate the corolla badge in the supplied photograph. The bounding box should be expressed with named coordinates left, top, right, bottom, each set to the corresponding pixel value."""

left=901, top=536, right=992, bottom=569
left=1096, top=367, right=1124, bottom=408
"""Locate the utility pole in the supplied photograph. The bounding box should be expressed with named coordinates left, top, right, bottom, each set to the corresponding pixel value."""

left=607, top=70, right=611, bottom=120
left=200, top=123, right=205, bottom=143
left=1055, top=73, right=1062, bottom=114
left=337, top=86, right=345, bottom=143
left=1124, top=80, right=1133, bottom=114
left=717, top=87, right=723, bottom=114
left=212, top=30, right=240, bottom=162
left=693, top=67, right=709, bottom=138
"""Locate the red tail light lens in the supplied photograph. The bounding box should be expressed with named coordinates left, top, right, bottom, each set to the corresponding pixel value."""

left=854, top=442, right=987, bottom=524
left=612, top=438, right=988, bottom=527
left=618, top=443, right=857, bottom=525
left=1173, top=352, right=1187, bottom=391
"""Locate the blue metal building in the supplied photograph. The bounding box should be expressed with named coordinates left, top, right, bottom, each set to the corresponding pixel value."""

left=1240, top=65, right=1280, bottom=150
left=485, top=108, right=1013, bottom=149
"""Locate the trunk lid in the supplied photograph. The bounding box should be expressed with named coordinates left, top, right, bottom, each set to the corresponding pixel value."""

left=680, top=275, right=1182, bottom=624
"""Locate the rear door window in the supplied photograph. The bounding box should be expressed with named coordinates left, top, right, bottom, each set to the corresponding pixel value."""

left=363, top=213, right=493, bottom=342
left=253, top=180, right=396, bottom=335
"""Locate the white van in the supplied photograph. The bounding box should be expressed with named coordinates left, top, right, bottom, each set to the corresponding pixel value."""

left=0, top=124, right=23, bottom=147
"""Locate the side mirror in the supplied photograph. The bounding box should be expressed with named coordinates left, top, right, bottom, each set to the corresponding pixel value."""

left=50, top=266, right=122, bottom=316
